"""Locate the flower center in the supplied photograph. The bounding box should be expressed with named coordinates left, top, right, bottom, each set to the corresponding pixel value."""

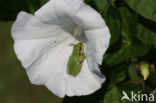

left=73, top=27, right=84, bottom=37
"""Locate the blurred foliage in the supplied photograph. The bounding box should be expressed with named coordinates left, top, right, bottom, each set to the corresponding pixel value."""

left=0, top=0, right=156, bottom=103
left=0, top=0, right=40, bottom=21
left=124, top=0, right=156, bottom=22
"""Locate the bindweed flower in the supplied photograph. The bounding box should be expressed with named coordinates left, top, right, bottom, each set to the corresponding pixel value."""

left=11, top=0, right=111, bottom=98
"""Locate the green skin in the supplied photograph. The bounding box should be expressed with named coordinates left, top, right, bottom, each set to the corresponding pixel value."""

left=67, top=42, right=86, bottom=77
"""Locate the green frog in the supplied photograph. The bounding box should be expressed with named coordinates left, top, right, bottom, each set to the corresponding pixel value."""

left=67, top=42, right=86, bottom=77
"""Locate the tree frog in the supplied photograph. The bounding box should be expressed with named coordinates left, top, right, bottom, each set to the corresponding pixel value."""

left=67, top=42, right=86, bottom=77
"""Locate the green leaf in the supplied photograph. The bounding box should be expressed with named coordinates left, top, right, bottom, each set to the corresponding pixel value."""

left=119, top=81, right=142, bottom=91
left=103, top=8, right=147, bottom=65
left=0, top=0, right=40, bottom=21
left=103, top=6, right=122, bottom=46
left=128, top=63, right=140, bottom=80
left=94, top=0, right=108, bottom=11
left=119, top=8, right=137, bottom=41
left=101, top=86, right=139, bottom=103
left=125, top=0, right=156, bottom=22
left=107, top=67, right=126, bottom=89
left=104, top=40, right=147, bottom=65
left=137, top=23, right=156, bottom=47
left=102, top=86, right=121, bottom=103
left=110, top=67, right=126, bottom=85
left=107, top=0, right=116, bottom=7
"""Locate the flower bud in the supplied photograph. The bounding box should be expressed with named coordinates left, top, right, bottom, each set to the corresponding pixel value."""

left=137, top=62, right=150, bottom=80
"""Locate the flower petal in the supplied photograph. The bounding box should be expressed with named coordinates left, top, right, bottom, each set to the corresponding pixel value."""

left=26, top=37, right=102, bottom=98
left=11, top=12, right=67, bottom=39
left=73, top=4, right=111, bottom=83
left=35, top=0, right=60, bottom=24
left=85, top=28, right=111, bottom=83
left=11, top=0, right=110, bottom=98
left=12, top=11, right=71, bottom=68
left=11, top=11, right=67, bottom=40
left=35, top=0, right=84, bottom=24
left=73, top=4, right=107, bottom=30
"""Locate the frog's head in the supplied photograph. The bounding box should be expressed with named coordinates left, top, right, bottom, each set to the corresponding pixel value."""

left=77, top=42, right=86, bottom=60
left=77, top=43, right=84, bottom=53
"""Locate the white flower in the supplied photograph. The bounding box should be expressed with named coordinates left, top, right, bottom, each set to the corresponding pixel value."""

left=11, top=0, right=111, bottom=98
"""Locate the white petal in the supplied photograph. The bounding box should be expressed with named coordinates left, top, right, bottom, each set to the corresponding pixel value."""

left=73, top=4, right=111, bottom=84
left=35, top=0, right=84, bottom=24
left=12, top=11, right=71, bottom=67
left=26, top=37, right=102, bottom=98
left=85, top=28, right=111, bottom=83
left=11, top=11, right=66, bottom=39
left=73, top=4, right=107, bottom=30
left=54, top=0, right=83, bottom=23
left=35, top=0, right=60, bottom=24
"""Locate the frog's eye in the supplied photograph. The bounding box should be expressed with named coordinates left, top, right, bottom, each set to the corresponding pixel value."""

left=79, top=45, right=82, bottom=51
left=79, top=60, right=84, bottom=64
